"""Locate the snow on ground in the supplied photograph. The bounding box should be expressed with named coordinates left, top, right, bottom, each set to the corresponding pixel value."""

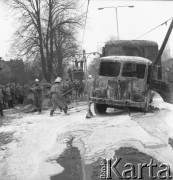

left=152, top=94, right=173, bottom=139
left=165, top=112, right=173, bottom=138
left=0, top=97, right=173, bottom=180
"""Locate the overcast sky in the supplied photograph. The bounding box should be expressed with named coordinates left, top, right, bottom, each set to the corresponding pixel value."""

left=0, top=1, right=15, bottom=60
left=1, top=0, right=173, bottom=60
left=80, top=0, right=173, bottom=55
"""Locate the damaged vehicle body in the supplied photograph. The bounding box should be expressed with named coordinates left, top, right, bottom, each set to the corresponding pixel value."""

left=91, top=56, right=152, bottom=114
left=90, top=18, right=173, bottom=115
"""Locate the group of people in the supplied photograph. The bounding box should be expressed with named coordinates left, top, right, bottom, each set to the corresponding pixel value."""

left=0, top=83, right=31, bottom=116
left=0, top=75, right=94, bottom=117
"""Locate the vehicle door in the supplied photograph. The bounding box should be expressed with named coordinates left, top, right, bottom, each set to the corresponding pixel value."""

left=150, top=65, right=173, bottom=104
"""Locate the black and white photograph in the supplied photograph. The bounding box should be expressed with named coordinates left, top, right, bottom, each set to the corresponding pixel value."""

left=0, top=0, right=173, bottom=179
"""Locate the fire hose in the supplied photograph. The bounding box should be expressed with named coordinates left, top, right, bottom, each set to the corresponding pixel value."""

left=62, top=87, right=75, bottom=96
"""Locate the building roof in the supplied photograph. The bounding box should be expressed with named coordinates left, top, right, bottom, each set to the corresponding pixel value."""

left=105, top=40, right=158, bottom=47
left=100, top=56, right=152, bottom=64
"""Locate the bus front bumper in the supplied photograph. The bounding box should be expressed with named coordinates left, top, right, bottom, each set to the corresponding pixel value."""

left=90, top=97, right=146, bottom=108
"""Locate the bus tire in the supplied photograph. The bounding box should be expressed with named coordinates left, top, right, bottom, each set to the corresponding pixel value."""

left=94, top=103, right=107, bottom=115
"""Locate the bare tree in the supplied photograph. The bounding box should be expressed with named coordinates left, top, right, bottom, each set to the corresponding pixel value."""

left=6, top=0, right=84, bottom=82
left=53, top=22, right=80, bottom=77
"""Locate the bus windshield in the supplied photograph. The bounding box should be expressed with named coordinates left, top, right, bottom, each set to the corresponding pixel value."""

left=99, top=61, right=121, bottom=77
left=122, top=62, right=146, bottom=79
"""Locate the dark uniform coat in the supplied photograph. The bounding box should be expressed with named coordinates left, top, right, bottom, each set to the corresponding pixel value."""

left=34, top=84, right=42, bottom=112
left=51, top=83, right=67, bottom=111
left=0, top=88, right=3, bottom=116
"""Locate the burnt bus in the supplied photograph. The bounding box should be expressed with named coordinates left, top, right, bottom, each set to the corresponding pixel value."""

left=91, top=56, right=152, bottom=114
left=90, top=40, right=173, bottom=114
left=102, top=40, right=162, bottom=79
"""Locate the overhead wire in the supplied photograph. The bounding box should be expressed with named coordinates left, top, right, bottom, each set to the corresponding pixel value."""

left=135, top=17, right=173, bottom=39
left=81, top=0, right=90, bottom=47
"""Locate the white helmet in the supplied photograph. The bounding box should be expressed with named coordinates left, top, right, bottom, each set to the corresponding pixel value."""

left=88, top=75, right=92, bottom=79
left=54, top=77, right=62, bottom=83
left=35, top=79, right=39, bottom=82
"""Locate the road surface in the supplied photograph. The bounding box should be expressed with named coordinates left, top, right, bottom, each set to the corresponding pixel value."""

left=0, top=96, right=173, bottom=180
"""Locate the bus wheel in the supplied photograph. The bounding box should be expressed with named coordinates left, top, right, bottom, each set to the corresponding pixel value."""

left=94, top=103, right=107, bottom=115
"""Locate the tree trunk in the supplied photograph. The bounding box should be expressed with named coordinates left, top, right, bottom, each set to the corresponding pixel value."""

left=47, top=0, right=53, bottom=82
left=57, top=57, right=63, bottom=77
left=57, top=46, right=63, bottom=77
left=35, top=0, right=50, bottom=82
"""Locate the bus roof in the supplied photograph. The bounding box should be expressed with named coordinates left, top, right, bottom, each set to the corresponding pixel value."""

left=105, top=40, right=158, bottom=47
left=100, top=56, right=152, bottom=64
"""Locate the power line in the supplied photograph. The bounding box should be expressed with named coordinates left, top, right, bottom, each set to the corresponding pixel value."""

left=82, top=0, right=90, bottom=47
left=135, top=17, right=173, bottom=39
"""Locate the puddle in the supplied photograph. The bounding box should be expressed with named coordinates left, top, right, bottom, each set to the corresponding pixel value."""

left=0, top=107, right=23, bottom=147
left=85, top=147, right=173, bottom=180
left=50, top=138, right=83, bottom=180
left=0, top=132, right=14, bottom=147
left=0, top=114, right=23, bottom=127
left=0, top=107, right=24, bottom=127
left=0, top=116, right=13, bottom=127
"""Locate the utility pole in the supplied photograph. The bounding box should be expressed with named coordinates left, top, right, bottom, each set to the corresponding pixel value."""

left=98, top=6, right=134, bottom=39
left=154, top=19, right=173, bottom=66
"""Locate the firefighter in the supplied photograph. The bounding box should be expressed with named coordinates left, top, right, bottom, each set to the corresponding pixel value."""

left=50, top=77, right=69, bottom=116
left=33, top=79, right=43, bottom=113
left=0, top=86, right=4, bottom=116
left=6, top=84, right=13, bottom=108
left=67, top=79, right=73, bottom=100
left=15, top=84, right=21, bottom=104
left=85, top=75, right=94, bottom=118
left=62, top=79, right=70, bottom=103
left=79, top=79, right=85, bottom=99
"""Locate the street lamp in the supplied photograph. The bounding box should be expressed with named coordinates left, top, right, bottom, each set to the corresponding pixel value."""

left=98, top=6, right=134, bottom=39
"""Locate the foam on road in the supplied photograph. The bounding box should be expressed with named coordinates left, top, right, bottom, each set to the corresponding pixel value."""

left=0, top=98, right=173, bottom=180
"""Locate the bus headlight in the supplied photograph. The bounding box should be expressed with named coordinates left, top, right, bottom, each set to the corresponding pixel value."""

left=93, top=88, right=107, bottom=98
left=94, top=89, right=102, bottom=97
left=132, top=93, right=144, bottom=102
